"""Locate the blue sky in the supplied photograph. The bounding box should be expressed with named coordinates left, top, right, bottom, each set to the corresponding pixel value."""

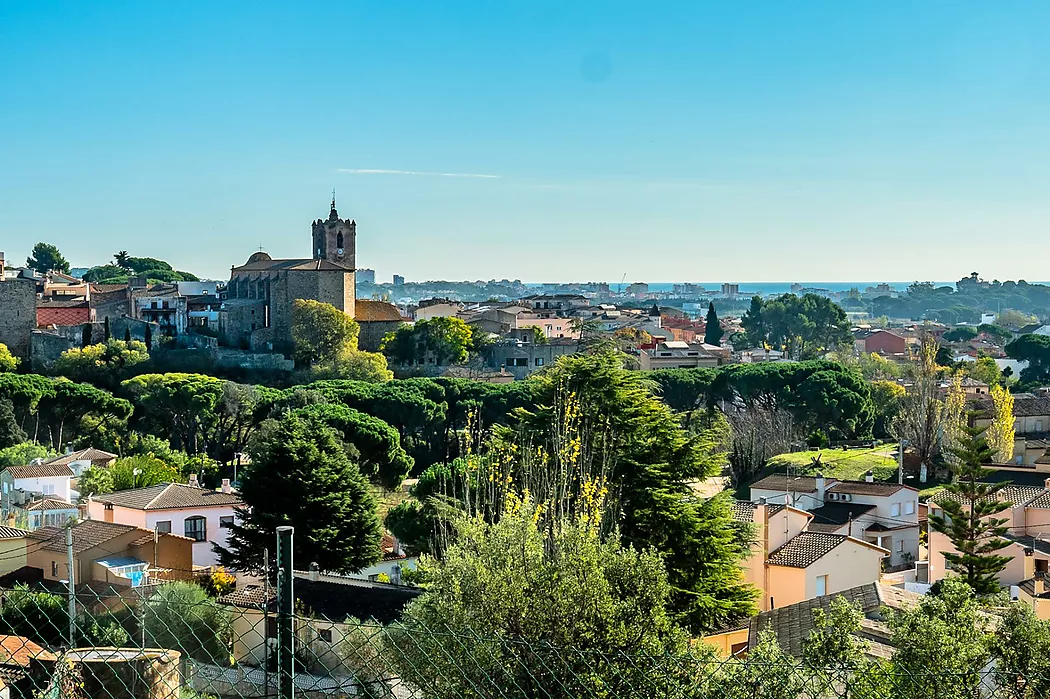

left=2, top=2, right=1050, bottom=283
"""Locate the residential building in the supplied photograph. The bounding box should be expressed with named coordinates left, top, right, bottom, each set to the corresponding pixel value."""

left=739, top=347, right=788, bottom=363
left=347, top=533, right=417, bottom=585
left=705, top=582, right=922, bottom=658
left=518, top=294, right=589, bottom=312
left=486, top=338, right=579, bottom=379
left=972, top=393, right=1050, bottom=466
left=356, top=268, right=376, bottom=285
left=0, top=527, right=29, bottom=577
left=927, top=482, right=1050, bottom=588
left=625, top=283, right=649, bottom=298
left=732, top=502, right=889, bottom=613
left=354, top=299, right=405, bottom=351
left=392, top=275, right=405, bottom=287
left=25, top=519, right=193, bottom=588
left=854, top=329, right=908, bottom=356
left=514, top=314, right=579, bottom=340
left=38, top=447, right=117, bottom=478
left=133, top=285, right=188, bottom=336
left=220, top=198, right=356, bottom=353
left=37, top=298, right=93, bottom=327
left=749, top=473, right=920, bottom=568
left=1017, top=574, right=1050, bottom=620
left=84, top=479, right=242, bottom=568
left=639, top=340, right=721, bottom=370
left=720, top=283, right=740, bottom=298
left=0, top=463, right=74, bottom=519
left=219, top=571, right=422, bottom=671
left=414, top=298, right=463, bottom=320
left=18, top=498, right=78, bottom=531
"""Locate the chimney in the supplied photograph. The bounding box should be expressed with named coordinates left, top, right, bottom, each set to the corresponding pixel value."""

left=187, top=474, right=199, bottom=488
left=309, top=562, right=319, bottom=582
left=221, top=478, right=232, bottom=494
left=1044, top=477, right=1050, bottom=491
left=865, top=470, right=874, bottom=483
left=815, top=473, right=826, bottom=505
left=1036, top=577, right=1046, bottom=596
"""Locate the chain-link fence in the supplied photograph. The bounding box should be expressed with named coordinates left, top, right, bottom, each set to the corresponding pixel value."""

left=0, top=576, right=1044, bottom=699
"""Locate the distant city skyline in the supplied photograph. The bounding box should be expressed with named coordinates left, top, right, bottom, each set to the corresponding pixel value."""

left=4, top=2, right=1050, bottom=282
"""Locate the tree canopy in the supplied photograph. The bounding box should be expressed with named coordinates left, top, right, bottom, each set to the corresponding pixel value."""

left=740, top=293, right=851, bottom=359
left=26, top=242, right=70, bottom=274
left=1006, top=333, right=1050, bottom=384
left=381, top=316, right=476, bottom=366
left=0, top=344, right=18, bottom=373
left=291, top=298, right=360, bottom=367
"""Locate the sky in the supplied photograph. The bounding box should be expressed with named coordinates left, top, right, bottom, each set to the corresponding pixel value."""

left=2, top=2, right=1050, bottom=284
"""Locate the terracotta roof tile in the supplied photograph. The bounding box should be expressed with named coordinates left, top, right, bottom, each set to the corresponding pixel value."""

left=93, top=483, right=242, bottom=510
left=42, top=448, right=117, bottom=466
left=355, top=299, right=404, bottom=323
left=767, top=532, right=850, bottom=568
left=28, top=520, right=136, bottom=554
left=4, top=463, right=74, bottom=479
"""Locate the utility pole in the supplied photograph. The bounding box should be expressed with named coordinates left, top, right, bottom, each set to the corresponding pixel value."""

left=66, top=522, right=75, bottom=646
left=898, top=438, right=908, bottom=485
left=276, top=527, right=294, bottom=699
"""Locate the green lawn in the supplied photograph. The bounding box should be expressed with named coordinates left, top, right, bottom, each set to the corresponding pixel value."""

left=767, top=446, right=899, bottom=482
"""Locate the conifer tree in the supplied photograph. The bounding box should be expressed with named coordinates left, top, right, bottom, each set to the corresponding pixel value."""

left=704, top=302, right=723, bottom=346
left=929, top=425, right=1012, bottom=594
left=216, top=413, right=382, bottom=575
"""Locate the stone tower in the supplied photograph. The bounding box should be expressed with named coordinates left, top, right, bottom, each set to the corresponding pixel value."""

left=311, top=194, right=356, bottom=268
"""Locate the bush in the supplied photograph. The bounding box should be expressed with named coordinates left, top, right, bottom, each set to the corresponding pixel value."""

left=143, top=582, right=232, bottom=664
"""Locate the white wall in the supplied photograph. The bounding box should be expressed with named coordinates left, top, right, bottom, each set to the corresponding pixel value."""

left=144, top=507, right=237, bottom=568
left=10, top=476, right=70, bottom=502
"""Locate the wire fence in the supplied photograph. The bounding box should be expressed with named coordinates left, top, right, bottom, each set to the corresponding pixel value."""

left=0, top=579, right=1044, bottom=699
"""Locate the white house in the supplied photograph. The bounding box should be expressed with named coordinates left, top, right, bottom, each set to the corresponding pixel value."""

left=750, top=472, right=920, bottom=569
left=84, top=478, right=242, bottom=568
left=0, top=463, right=74, bottom=519
left=38, top=447, right=117, bottom=478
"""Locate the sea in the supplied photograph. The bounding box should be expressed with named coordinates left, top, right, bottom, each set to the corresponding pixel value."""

left=524, top=282, right=936, bottom=295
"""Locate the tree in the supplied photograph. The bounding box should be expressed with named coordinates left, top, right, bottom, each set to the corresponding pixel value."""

left=1006, top=334, right=1050, bottom=385
left=494, top=352, right=756, bottom=632
left=386, top=494, right=688, bottom=698
left=52, top=340, right=150, bottom=390
left=0, top=584, right=70, bottom=647
left=143, top=582, right=232, bottom=664
left=307, top=350, right=393, bottom=382
left=987, top=384, right=1015, bottom=463
left=739, top=293, right=851, bottom=359
left=25, top=242, right=70, bottom=274
left=78, top=466, right=114, bottom=496
left=113, top=251, right=130, bottom=270
left=943, top=326, right=979, bottom=342
left=993, top=603, right=1050, bottom=698
left=962, top=356, right=1003, bottom=386
left=997, top=308, right=1038, bottom=329
left=124, top=326, right=132, bottom=343
left=888, top=577, right=992, bottom=699
left=104, top=317, right=111, bottom=342
left=704, top=302, right=723, bottom=346
left=0, top=400, right=26, bottom=449
left=893, top=333, right=945, bottom=470
left=143, top=323, right=153, bottom=351
left=871, top=380, right=906, bottom=438
left=929, top=427, right=1013, bottom=594
left=381, top=317, right=474, bottom=366
left=0, top=344, right=18, bottom=373
left=216, top=413, right=382, bottom=575
left=0, top=442, right=54, bottom=468
left=110, top=455, right=180, bottom=490
left=291, top=298, right=360, bottom=368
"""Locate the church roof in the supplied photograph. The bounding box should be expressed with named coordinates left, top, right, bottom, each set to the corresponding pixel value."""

left=232, top=257, right=354, bottom=272
left=355, top=300, right=404, bottom=322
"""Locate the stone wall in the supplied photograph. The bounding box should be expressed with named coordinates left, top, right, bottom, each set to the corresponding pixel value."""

left=30, top=330, right=76, bottom=369
left=0, top=279, right=36, bottom=359
left=358, top=319, right=401, bottom=352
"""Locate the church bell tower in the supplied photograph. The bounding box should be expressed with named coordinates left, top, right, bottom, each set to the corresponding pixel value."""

left=311, top=192, right=356, bottom=268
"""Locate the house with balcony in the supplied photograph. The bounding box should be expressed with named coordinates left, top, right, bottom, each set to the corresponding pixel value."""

left=640, top=340, right=721, bottom=370
left=38, top=447, right=117, bottom=478
left=749, top=472, right=919, bottom=569
left=0, top=463, right=74, bottom=522
left=84, top=478, right=242, bottom=569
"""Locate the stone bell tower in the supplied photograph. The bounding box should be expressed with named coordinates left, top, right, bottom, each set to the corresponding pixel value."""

left=311, top=192, right=356, bottom=268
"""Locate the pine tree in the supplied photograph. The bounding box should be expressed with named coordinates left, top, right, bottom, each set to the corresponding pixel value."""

left=929, top=425, right=1013, bottom=594
left=215, top=413, right=383, bottom=575
left=704, top=302, right=723, bottom=346
left=0, top=399, right=26, bottom=449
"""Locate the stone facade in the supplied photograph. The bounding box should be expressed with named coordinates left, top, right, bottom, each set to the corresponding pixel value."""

left=221, top=201, right=356, bottom=353
left=0, top=278, right=36, bottom=359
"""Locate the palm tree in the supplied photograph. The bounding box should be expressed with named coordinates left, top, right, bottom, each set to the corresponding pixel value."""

left=114, top=250, right=130, bottom=271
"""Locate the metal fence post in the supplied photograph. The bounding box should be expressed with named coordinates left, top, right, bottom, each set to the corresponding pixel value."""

left=276, top=526, right=294, bottom=699
left=66, top=523, right=75, bottom=647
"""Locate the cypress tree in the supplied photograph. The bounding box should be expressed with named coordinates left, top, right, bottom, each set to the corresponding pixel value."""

left=704, top=302, right=723, bottom=346
left=929, top=425, right=1013, bottom=594
left=124, top=326, right=132, bottom=343
left=216, top=413, right=383, bottom=575
left=144, top=324, right=153, bottom=351
left=81, top=323, right=92, bottom=348
left=103, top=317, right=111, bottom=342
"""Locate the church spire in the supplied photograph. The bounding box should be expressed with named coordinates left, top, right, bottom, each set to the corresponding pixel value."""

left=329, top=189, right=338, bottom=219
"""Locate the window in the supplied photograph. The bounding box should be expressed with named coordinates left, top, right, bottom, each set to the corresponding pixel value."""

left=317, top=628, right=333, bottom=643
left=51, top=561, right=59, bottom=577
left=904, top=501, right=915, bottom=515
left=155, top=521, right=171, bottom=534
left=815, top=574, right=828, bottom=597
left=184, top=516, right=207, bottom=542
left=336, top=232, right=344, bottom=249
left=42, top=484, right=55, bottom=495
left=896, top=540, right=904, bottom=552
left=220, top=516, right=234, bottom=529
left=535, top=357, right=544, bottom=366
left=890, top=503, right=901, bottom=517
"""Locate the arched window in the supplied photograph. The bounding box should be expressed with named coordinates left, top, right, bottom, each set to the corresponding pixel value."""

left=184, top=516, right=207, bottom=542
left=336, top=232, right=344, bottom=249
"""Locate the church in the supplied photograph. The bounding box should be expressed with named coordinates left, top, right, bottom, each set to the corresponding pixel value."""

left=219, top=198, right=358, bottom=353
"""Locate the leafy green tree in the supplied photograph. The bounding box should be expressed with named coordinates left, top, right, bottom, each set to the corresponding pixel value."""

left=993, top=603, right=1050, bottom=698
left=943, top=326, right=979, bottom=342
left=704, top=302, right=723, bottom=346
left=81, top=264, right=128, bottom=283
left=386, top=494, right=688, bottom=698
left=0, top=344, right=18, bottom=373
left=500, top=352, right=756, bottom=632
left=0, top=400, right=26, bottom=449
left=1006, top=333, right=1050, bottom=384
left=78, top=466, right=114, bottom=496
left=0, top=442, right=54, bottom=468
left=52, top=340, right=149, bottom=389
left=870, top=380, right=906, bottom=438
left=291, top=298, right=360, bottom=368
left=293, top=403, right=413, bottom=489
left=929, top=427, right=1013, bottom=594
left=35, top=378, right=132, bottom=451
left=114, top=250, right=130, bottom=270
left=143, top=582, right=232, bottom=663
left=26, top=242, right=70, bottom=274
left=794, top=369, right=875, bottom=439
left=306, top=350, right=393, bottom=382
left=381, top=316, right=474, bottom=365
left=0, top=584, right=70, bottom=647
left=216, top=413, right=382, bottom=574
left=739, top=293, right=851, bottom=359
left=888, top=577, right=992, bottom=699
left=110, top=454, right=180, bottom=490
